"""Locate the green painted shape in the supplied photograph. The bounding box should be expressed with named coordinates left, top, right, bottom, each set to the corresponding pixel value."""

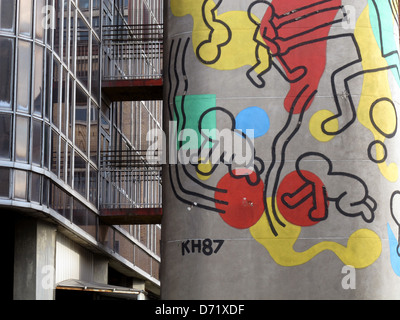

left=174, top=95, right=217, bottom=150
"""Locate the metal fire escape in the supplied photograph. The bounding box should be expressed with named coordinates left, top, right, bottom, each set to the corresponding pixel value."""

left=102, top=23, right=163, bottom=101
left=100, top=23, right=163, bottom=225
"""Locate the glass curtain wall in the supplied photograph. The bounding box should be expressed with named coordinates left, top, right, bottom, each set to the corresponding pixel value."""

left=0, top=0, right=162, bottom=282
left=0, top=0, right=100, bottom=205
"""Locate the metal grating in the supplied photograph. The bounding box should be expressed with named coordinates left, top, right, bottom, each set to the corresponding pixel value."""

left=99, top=150, right=162, bottom=211
left=102, top=24, right=163, bottom=81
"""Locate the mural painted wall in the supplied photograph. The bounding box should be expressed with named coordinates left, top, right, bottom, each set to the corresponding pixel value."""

left=162, top=0, right=400, bottom=299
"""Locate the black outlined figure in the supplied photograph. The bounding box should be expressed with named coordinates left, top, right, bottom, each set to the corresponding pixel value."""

left=167, top=36, right=265, bottom=214
left=322, top=0, right=400, bottom=136
left=196, top=0, right=232, bottom=65
left=196, top=106, right=265, bottom=186
left=390, top=191, right=400, bottom=257
left=171, top=0, right=272, bottom=88
left=281, top=176, right=329, bottom=223
left=295, top=152, right=377, bottom=223
left=247, top=0, right=346, bottom=113
left=167, top=37, right=227, bottom=213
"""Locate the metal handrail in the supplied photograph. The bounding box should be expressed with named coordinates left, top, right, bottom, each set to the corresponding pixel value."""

left=102, top=24, right=164, bottom=81
left=99, top=149, right=162, bottom=210
left=103, top=24, right=163, bottom=41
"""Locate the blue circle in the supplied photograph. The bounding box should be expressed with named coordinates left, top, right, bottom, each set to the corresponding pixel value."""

left=235, top=107, right=270, bottom=138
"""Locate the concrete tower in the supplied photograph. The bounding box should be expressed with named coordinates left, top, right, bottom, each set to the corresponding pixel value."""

left=161, top=0, right=400, bottom=299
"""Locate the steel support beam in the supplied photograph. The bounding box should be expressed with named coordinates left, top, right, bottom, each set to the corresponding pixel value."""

left=102, top=78, right=163, bottom=101
left=100, top=208, right=162, bottom=225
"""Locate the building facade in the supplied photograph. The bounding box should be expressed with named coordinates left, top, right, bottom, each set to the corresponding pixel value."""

left=0, top=0, right=163, bottom=300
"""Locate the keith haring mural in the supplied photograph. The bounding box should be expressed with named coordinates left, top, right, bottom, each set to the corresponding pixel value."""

left=166, top=0, right=400, bottom=275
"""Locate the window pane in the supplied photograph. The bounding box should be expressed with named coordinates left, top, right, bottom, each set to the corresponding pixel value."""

left=78, top=0, right=91, bottom=24
left=62, top=2, right=68, bottom=64
left=90, top=104, right=98, bottom=163
left=14, top=170, right=28, bottom=200
left=91, top=35, right=100, bottom=102
left=43, top=124, right=50, bottom=168
left=17, top=41, right=32, bottom=113
left=19, top=0, right=33, bottom=36
left=73, top=198, right=97, bottom=238
left=61, top=69, right=68, bottom=135
left=0, top=168, right=10, bottom=198
left=78, top=0, right=90, bottom=12
left=0, top=114, right=12, bottom=159
left=93, top=0, right=100, bottom=10
left=15, top=116, right=29, bottom=162
left=54, top=0, right=62, bottom=57
left=50, top=182, right=63, bottom=214
left=69, top=11, right=75, bottom=74
left=77, top=14, right=89, bottom=88
left=35, top=0, right=45, bottom=41
left=74, top=151, right=87, bottom=197
left=31, top=172, right=41, bottom=203
left=68, top=78, right=74, bottom=141
left=61, top=193, right=72, bottom=221
left=0, top=37, right=14, bottom=109
left=0, top=0, right=16, bottom=32
left=89, top=166, right=97, bottom=206
left=93, top=13, right=100, bottom=36
left=67, top=145, right=72, bottom=186
left=75, top=84, right=88, bottom=154
left=42, top=176, right=49, bottom=206
left=45, top=0, right=53, bottom=48
left=32, top=119, right=42, bottom=165
left=99, top=224, right=113, bottom=249
left=33, top=45, right=44, bottom=116
left=60, top=138, right=66, bottom=181
left=51, top=129, right=59, bottom=175
left=44, top=49, right=52, bottom=119
left=52, top=59, right=60, bottom=128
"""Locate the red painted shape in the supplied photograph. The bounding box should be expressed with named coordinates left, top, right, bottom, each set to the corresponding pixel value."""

left=277, top=170, right=328, bottom=227
left=261, top=0, right=342, bottom=114
left=214, top=170, right=264, bottom=229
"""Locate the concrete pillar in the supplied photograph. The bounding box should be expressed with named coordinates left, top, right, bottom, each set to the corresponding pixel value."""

left=131, top=279, right=148, bottom=300
left=14, top=217, right=56, bottom=300
left=93, top=255, right=109, bottom=284
left=161, top=0, right=400, bottom=299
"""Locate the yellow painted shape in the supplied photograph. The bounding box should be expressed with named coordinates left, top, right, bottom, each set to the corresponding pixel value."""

left=197, top=159, right=213, bottom=181
left=371, top=99, right=397, bottom=136
left=249, top=198, right=382, bottom=268
left=170, top=0, right=270, bottom=73
left=355, top=6, right=398, bottom=182
left=309, top=110, right=338, bottom=142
